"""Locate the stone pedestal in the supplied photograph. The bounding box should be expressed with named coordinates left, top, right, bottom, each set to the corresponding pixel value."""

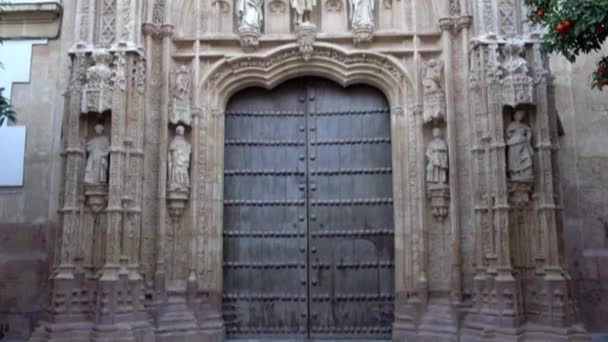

left=238, top=28, right=261, bottom=53
left=295, top=22, right=317, bottom=61
left=353, top=24, right=374, bottom=46
left=427, top=183, right=450, bottom=221
left=167, top=190, right=188, bottom=221
left=84, top=184, right=108, bottom=213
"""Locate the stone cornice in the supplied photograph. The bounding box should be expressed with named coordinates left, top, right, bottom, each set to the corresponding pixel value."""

left=0, top=2, right=62, bottom=40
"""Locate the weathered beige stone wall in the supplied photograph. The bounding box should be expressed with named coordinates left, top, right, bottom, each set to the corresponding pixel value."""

left=0, top=1, right=75, bottom=224
left=0, top=3, right=74, bottom=339
left=0, top=223, right=56, bottom=341
left=551, top=46, right=608, bottom=332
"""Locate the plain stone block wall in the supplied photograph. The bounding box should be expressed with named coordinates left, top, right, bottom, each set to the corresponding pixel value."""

left=552, top=47, right=608, bottom=333
left=0, top=223, right=56, bottom=341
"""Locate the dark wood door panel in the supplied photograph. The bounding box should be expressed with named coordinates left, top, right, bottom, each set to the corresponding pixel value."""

left=223, top=78, right=394, bottom=339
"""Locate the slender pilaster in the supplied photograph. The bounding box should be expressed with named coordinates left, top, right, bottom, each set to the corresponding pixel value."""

left=155, top=22, right=174, bottom=294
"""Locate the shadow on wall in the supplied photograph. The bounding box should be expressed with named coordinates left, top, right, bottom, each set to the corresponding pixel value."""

left=0, top=223, right=56, bottom=341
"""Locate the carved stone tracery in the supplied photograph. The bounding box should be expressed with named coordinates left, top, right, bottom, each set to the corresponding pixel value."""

left=169, top=66, right=192, bottom=126
left=81, top=49, right=113, bottom=114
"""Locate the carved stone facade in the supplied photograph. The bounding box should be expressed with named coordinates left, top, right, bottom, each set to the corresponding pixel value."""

left=27, top=0, right=590, bottom=341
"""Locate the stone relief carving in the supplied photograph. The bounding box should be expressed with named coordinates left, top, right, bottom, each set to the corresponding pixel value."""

left=291, top=0, right=316, bottom=25
left=78, top=0, right=90, bottom=44
left=136, top=59, right=146, bottom=95
left=422, top=58, right=446, bottom=124
left=350, top=0, right=374, bottom=45
left=113, top=52, right=128, bottom=92
left=82, top=49, right=113, bottom=114
left=168, top=125, right=192, bottom=193
left=152, top=0, right=166, bottom=24
left=237, top=0, right=264, bottom=53
left=426, top=128, right=450, bottom=221
left=100, top=0, right=117, bottom=46
left=208, top=46, right=406, bottom=87
left=506, top=108, right=534, bottom=182
left=169, top=66, right=192, bottom=126
left=84, top=124, right=110, bottom=185
left=500, top=38, right=533, bottom=107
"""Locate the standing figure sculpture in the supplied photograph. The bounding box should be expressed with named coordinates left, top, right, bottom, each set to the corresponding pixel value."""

left=426, top=128, right=449, bottom=184
left=84, top=124, right=110, bottom=185
left=350, top=0, right=374, bottom=27
left=237, top=0, right=264, bottom=31
left=506, top=109, right=534, bottom=181
left=291, top=0, right=316, bottom=25
left=168, top=125, right=192, bottom=192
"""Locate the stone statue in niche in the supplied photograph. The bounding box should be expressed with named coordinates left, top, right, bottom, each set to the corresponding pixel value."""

left=506, top=108, right=534, bottom=181
left=291, top=0, right=316, bottom=25
left=84, top=124, right=110, bottom=185
left=501, top=38, right=534, bottom=107
left=237, top=0, right=264, bottom=52
left=169, top=66, right=192, bottom=126
left=81, top=49, right=113, bottom=114
left=422, top=59, right=446, bottom=124
left=237, top=0, right=264, bottom=30
left=168, top=125, right=192, bottom=192
left=426, top=128, right=449, bottom=185
left=426, top=128, right=450, bottom=221
left=350, top=0, right=374, bottom=27
left=350, top=0, right=375, bottom=45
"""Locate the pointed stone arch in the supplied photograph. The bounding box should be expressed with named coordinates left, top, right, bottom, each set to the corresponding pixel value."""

left=193, top=43, right=424, bottom=318
left=201, top=42, right=414, bottom=109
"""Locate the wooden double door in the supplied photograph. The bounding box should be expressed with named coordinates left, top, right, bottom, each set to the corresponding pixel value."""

left=223, top=78, right=395, bottom=340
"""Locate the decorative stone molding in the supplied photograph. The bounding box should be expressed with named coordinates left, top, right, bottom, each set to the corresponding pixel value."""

left=85, top=184, right=108, bottom=213
left=295, top=22, right=317, bottom=61
left=439, top=15, right=473, bottom=33
left=81, top=49, right=113, bottom=114
left=160, top=24, right=175, bottom=38
left=142, top=22, right=161, bottom=38
left=113, top=52, right=128, bottom=92
left=0, top=2, right=62, bottom=40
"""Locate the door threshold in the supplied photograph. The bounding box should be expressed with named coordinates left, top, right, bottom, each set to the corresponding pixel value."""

left=227, top=339, right=389, bottom=342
